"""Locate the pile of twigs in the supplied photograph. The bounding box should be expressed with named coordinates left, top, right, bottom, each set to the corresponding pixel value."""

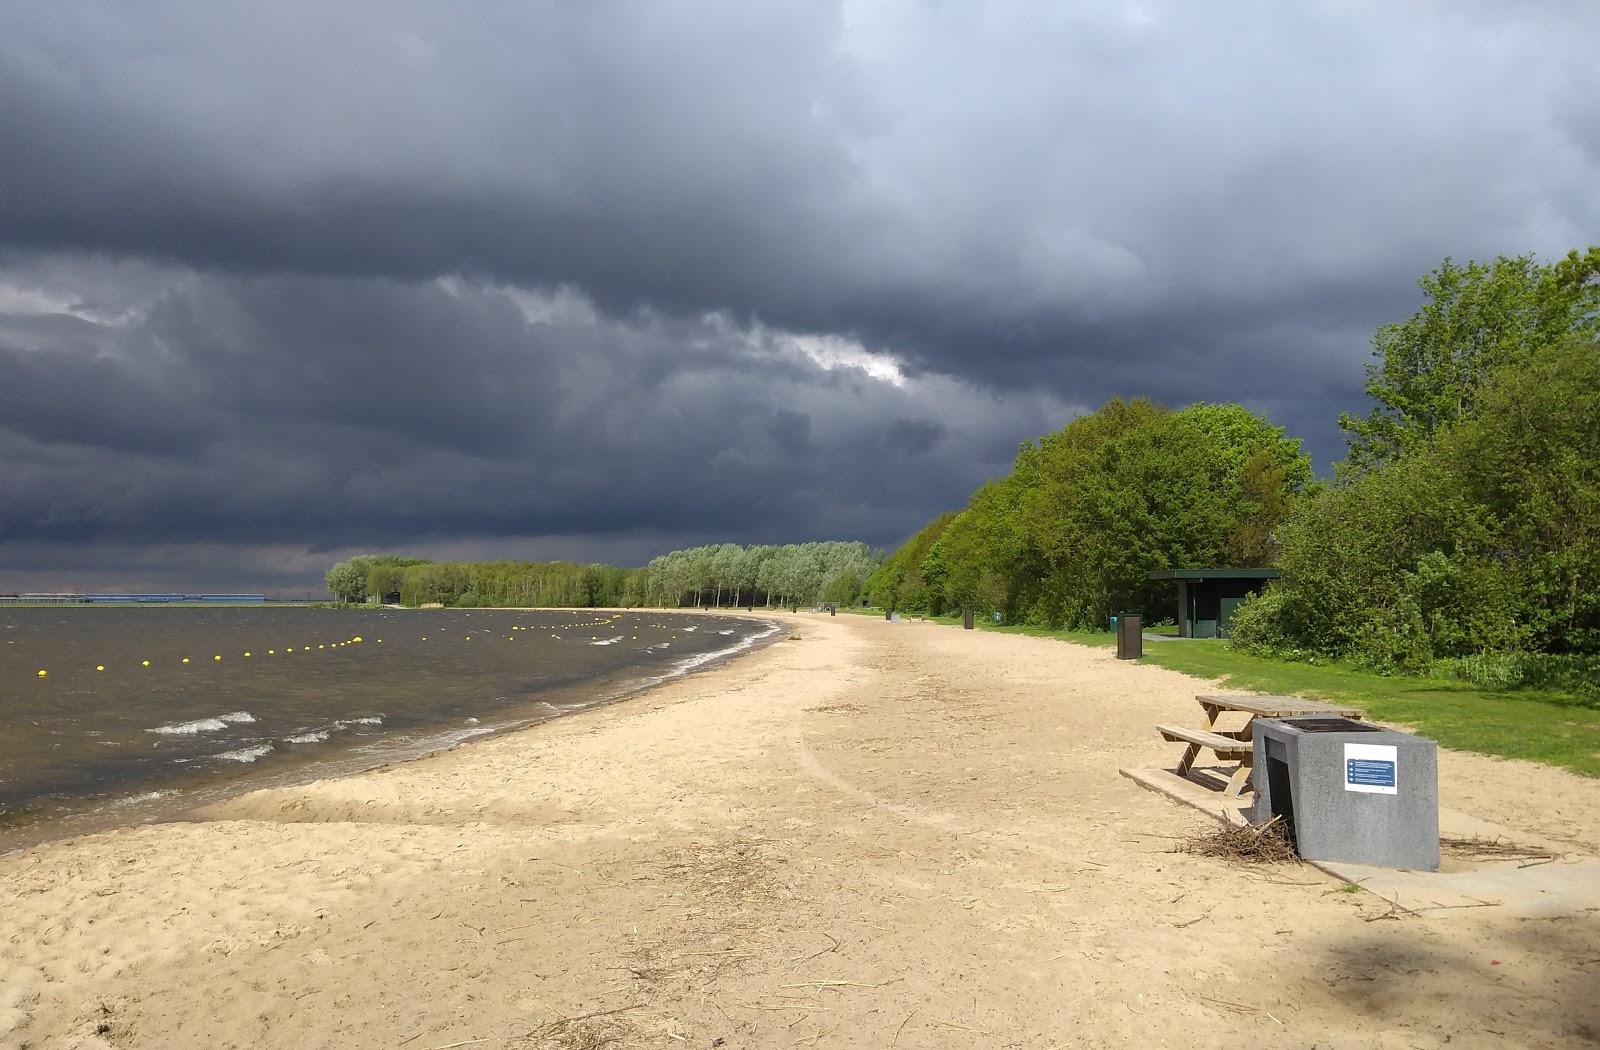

left=1181, top=815, right=1298, bottom=864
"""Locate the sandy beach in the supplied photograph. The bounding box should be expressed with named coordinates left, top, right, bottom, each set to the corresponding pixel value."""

left=3, top=612, right=1598, bottom=1049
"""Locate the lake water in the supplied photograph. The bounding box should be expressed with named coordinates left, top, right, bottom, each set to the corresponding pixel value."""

left=0, top=606, right=778, bottom=848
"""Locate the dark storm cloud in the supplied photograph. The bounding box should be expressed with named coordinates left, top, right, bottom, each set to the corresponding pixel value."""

left=0, top=2, right=1596, bottom=588
left=0, top=264, right=1075, bottom=589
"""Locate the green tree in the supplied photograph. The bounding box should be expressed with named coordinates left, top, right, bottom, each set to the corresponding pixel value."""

left=864, top=514, right=957, bottom=609
left=1435, top=338, right=1600, bottom=652
left=325, top=556, right=377, bottom=603
left=1339, top=248, right=1600, bottom=471
left=1236, top=336, right=1600, bottom=667
left=874, top=398, right=1310, bottom=630
left=365, top=564, right=405, bottom=603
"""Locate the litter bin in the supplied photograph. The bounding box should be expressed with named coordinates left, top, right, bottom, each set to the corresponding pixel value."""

left=1251, top=717, right=1439, bottom=871
left=963, top=609, right=974, bottom=630
left=1115, top=613, right=1142, bottom=660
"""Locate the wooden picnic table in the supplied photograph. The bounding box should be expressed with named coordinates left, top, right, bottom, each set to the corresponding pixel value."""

left=1195, top=693, right=1365, bottom=739
left=1157, top=694, right=1367, bottom=798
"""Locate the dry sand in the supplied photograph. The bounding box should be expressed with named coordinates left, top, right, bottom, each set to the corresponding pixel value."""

left=3, top=613, right=1597, bottom=1049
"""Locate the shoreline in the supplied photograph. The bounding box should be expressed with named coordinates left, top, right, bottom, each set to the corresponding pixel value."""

left=0, top=608, right=784, bottom=856
left=4, top=612, right=1597, bottom=1048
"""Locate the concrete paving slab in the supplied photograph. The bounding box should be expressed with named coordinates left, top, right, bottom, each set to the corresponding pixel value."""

left=1121, top=765, right=1600, bottom=917
left=1120, top=766, right=1251, bottom=826
left=1317, top=855, right=1600, bottom=918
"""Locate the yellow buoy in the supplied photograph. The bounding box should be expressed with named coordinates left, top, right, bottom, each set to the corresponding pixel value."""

left=36, top=669, right=47, bottom=677
left=141, top=660, right=150, bottom=667
left=244, top=652, right=252, bottom=658
left=377, top=638, right=383, bottom=643
left=96, top=664, right=105, bottom=672
left=353, top=636, right=363, bottom=643
left=213, top=654, right=222, bottom=661
left=181, top=657, right=191, bottom=664
left=286, top=647, right=294, bottom=653
left=268, top=649, right=275, bottom=655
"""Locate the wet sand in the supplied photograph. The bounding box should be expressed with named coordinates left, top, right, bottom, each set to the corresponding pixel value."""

left=3, top=612, right=1597, bottom=1048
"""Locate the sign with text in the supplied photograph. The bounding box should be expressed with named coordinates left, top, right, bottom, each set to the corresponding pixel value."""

left=1344, top=742, right=1398, bottom=794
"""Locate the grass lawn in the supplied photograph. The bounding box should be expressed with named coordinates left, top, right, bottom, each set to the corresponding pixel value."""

left=1137, top=639, right=1600, bottom=779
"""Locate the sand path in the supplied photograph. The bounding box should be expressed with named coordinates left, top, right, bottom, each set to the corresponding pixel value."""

left=3, top=613, right=1597, bottom=1048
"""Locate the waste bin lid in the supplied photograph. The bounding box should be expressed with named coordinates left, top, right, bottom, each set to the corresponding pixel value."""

left=1278, top=717, right=1383, bottom=733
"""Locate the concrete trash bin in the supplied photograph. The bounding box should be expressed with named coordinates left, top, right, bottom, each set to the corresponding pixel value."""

left=1250, top=716, right=1439, bottom=871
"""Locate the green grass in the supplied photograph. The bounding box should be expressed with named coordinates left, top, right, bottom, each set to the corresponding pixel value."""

left=1137, top=639, right=1600, bottom=779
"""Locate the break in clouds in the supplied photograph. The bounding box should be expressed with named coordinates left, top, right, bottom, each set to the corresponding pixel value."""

left=2, top=2, right=1597, bottom=591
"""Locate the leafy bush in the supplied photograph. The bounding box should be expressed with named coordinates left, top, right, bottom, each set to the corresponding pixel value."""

left=1236, top=333, right=1600, bottom=669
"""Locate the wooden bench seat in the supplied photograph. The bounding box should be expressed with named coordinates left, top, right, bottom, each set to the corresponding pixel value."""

left=1157, top=724, right=1255, bottom=797
left=1156, top=724, right=1254, bottom=755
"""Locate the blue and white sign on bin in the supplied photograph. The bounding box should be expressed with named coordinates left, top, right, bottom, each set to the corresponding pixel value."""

left=1344, top=742, right=1398, bottom=795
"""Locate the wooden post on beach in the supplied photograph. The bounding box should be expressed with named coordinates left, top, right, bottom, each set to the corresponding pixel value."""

left=963, top=608, right=974, bottom=629
left=885, top=609, right=893, bottom=621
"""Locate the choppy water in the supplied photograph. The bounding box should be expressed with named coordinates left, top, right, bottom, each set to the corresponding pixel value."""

left=0, top=607, right=778, bottom=847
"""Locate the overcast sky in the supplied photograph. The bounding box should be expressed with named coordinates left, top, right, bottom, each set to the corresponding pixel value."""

left=2, top=2, right=1597, bottom=594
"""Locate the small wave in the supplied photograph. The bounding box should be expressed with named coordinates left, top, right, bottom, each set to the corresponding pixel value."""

left=655, top=621, right=781, bottom=681
left=284, top=730, right=330, bottom=745
left=718, top=629, right=734, bottom=635
left=683, top=626, right=698, bottom=632
left=213, top=743, right=274, bottom=763
left=589, top=635, right=625, bottom=646
left=147, top=711, right=256, bottom=735
left=339, top=716, right=383, bottom=727
left=112, top=789, right=178, bottom=807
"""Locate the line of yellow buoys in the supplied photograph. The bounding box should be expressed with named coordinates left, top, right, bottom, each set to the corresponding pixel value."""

left=29, top=635, right=379, bottom=680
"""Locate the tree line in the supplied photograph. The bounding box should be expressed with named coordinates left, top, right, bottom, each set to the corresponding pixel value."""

left=872, top=245, right=1599, bottom=686
left=323, top=541, right=881, bottom=611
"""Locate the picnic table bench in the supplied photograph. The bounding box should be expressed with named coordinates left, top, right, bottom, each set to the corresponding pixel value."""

left=1159, top=693, right=1367, bottom=797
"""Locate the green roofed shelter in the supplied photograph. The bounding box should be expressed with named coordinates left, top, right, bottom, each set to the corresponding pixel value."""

left=1146, top=568, right=1282, bottom=639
